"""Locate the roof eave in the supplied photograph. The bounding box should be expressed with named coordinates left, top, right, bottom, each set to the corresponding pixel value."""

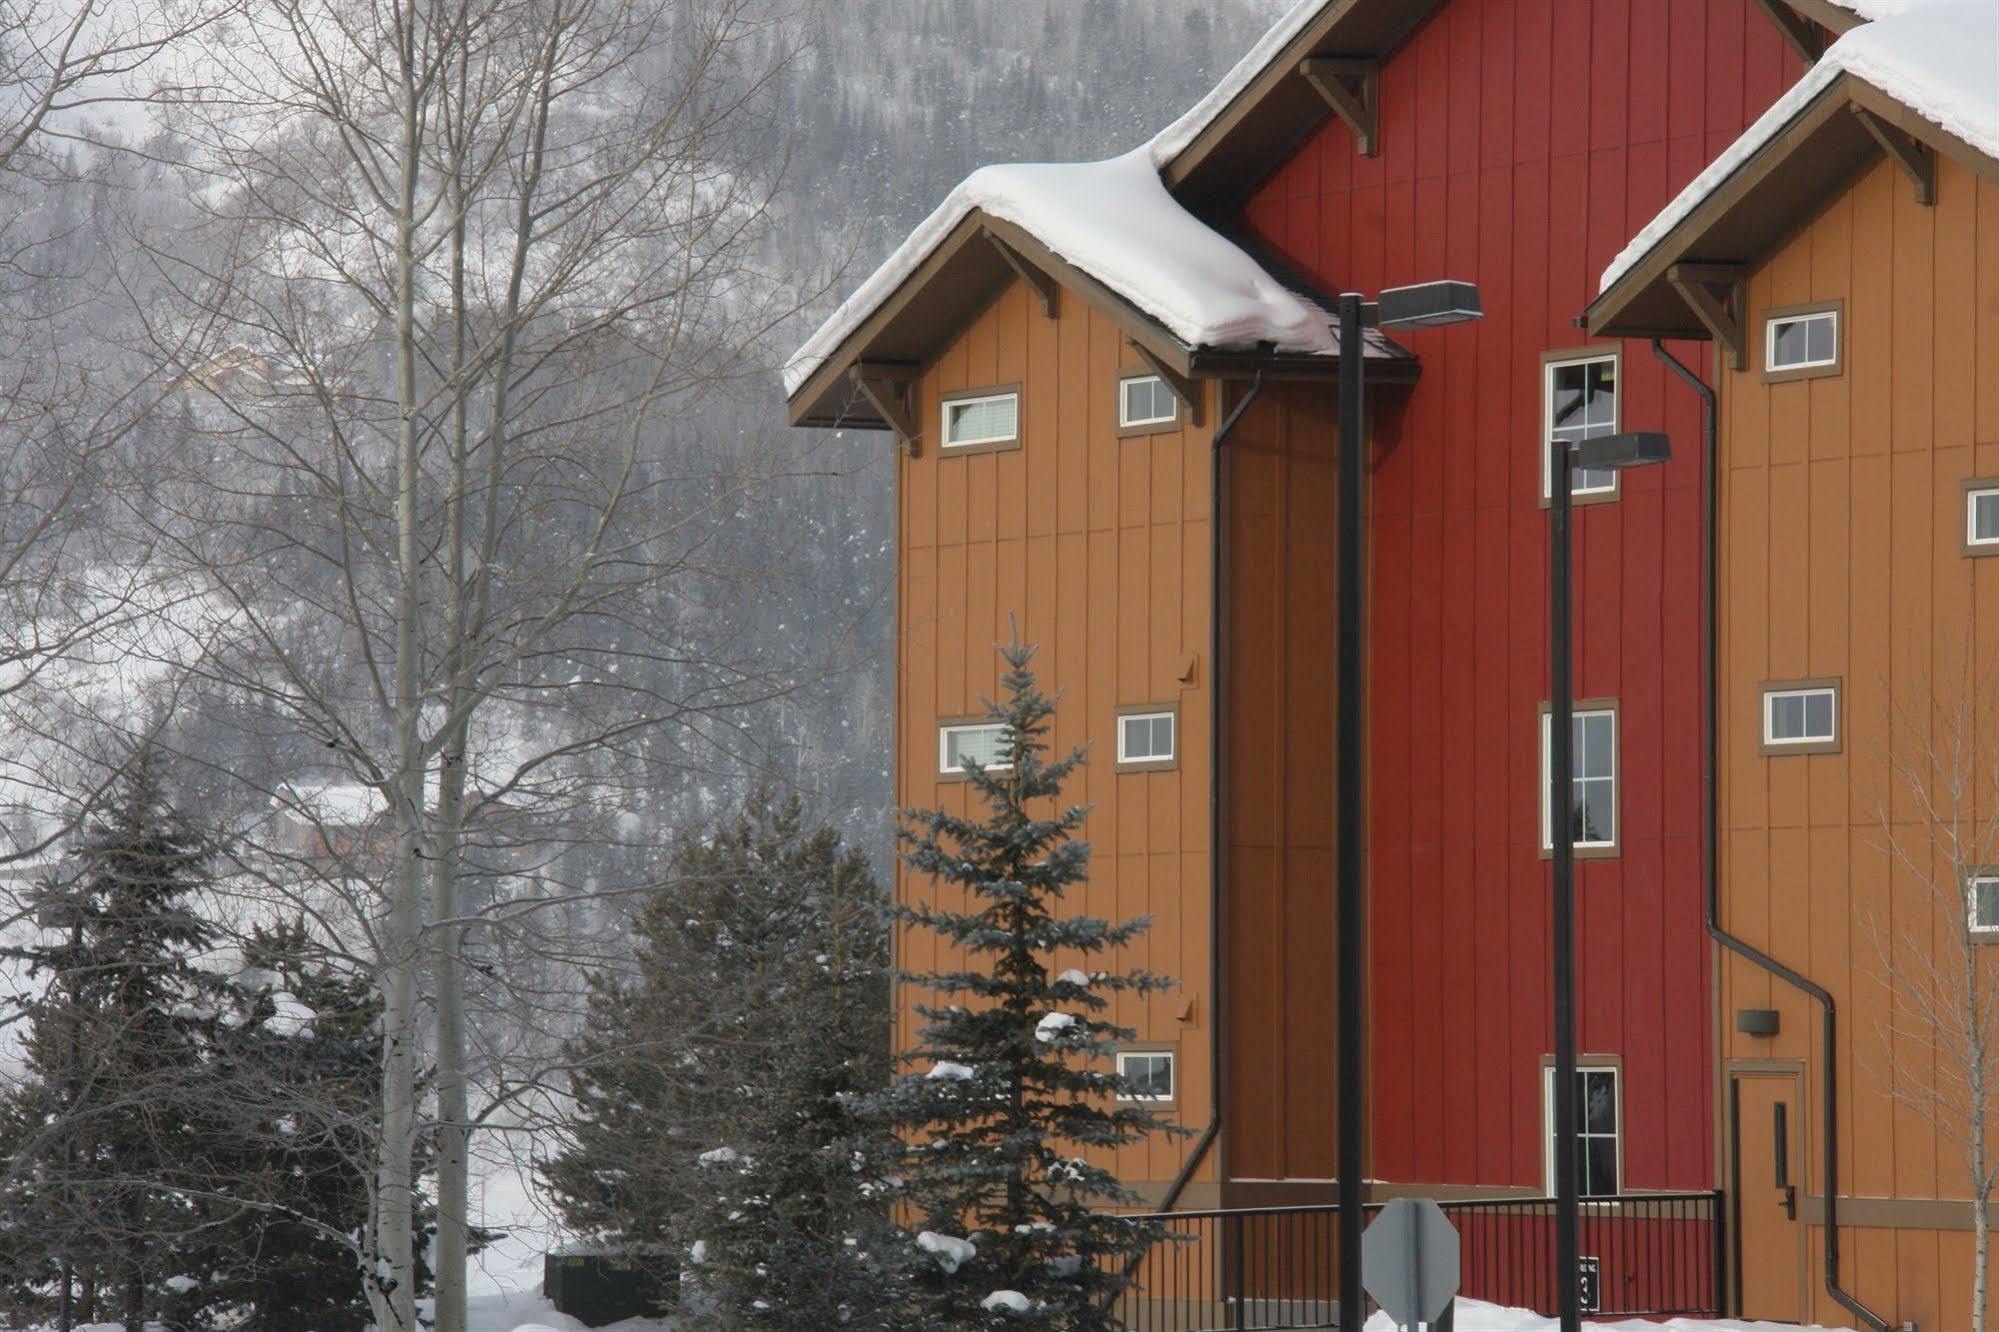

left=1592, top=73, right=1999, bottom=344
left=1162, top=0, right=1445, bottom=210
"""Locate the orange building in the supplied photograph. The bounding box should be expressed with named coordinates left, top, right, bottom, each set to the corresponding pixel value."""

left=1591, top=7, right=1999, bottom=1326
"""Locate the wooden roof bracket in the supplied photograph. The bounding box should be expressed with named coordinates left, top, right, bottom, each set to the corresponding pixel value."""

left=850, top=362, right=921, bottom=455
left=1752, top=0, right=1828, bottom=63
left=984, top=229, right=1060, bottom=319
left=1298, top=57, right=1380, bottom=158
left=1127, top=341, right=1206, bottom=428
left=1852, top=105, right=1936, bottom=205
left=1667, top=263, right=1748, bottom=372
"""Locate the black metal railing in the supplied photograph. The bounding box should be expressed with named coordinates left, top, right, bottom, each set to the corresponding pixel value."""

left=1109, top=1191, right=1724, bottom=1331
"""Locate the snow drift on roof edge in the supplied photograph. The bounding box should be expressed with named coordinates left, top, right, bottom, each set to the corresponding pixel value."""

left=1599, top=4, right=1999, bottom=296
left=782, top=0, right=1339, bottom=399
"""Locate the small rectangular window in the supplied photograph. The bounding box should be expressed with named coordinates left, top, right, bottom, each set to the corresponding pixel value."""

left=1544, top=352, right=1620, bottom=499
left=1968, top=485, right=1999, bottom=550
left=942, top=391, right=1019, bottom=449
left=1763, top=683, right=1838, bottom=752
left=1767, top=310, right=1838, bottom=372
left=1545, top=1064, right=1621, bottom=1197
left=1970, top=876, right=1999, bottom=934
left=939, top=722, right=1009, bottom=775
left=1541, top=706, right=1617, bottom=853
left=1116, top=1049, right=1176, bottom=1103
left=1119, top=375, right=1178, bottom=429
left=1116, top=708, right=1176, bottom=769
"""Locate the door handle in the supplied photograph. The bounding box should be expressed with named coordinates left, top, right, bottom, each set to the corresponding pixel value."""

left=1781, top=1184, right=1797, bottom=1220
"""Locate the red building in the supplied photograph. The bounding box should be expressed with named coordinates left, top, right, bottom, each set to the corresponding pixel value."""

left=1171, top=0, right=1809, bottom=1203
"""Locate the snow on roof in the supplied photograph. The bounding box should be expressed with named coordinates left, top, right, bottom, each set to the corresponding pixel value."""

left=1150, top=0, right=1331, bottom=166
left=783, top=146, right=1342, bottom=397
left=1600, top=4, right=1999, bottom=295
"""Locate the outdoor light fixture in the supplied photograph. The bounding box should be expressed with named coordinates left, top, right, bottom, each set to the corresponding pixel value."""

left=1373, top=279, right=1483, bottom=330
left=1333, top=280, right=1481, bottom=1332
left=1547, top=427, right=1670, bottom=1332
left=1573, top=430, right=1671, bottom=473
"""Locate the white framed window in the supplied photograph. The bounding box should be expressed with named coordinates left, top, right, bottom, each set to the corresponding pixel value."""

left=941, top=391, right=1020, bottom=448
left=1544, top=1064, right=1622, bottom=1198
left=1763, top=684, right=1838, bottom=750
left=1116, top=1049, right=1176, bottom=1103
left=1119, top=375, right=1178, bottom=429
left=1116, top=709, right=1176, bottom=768
left=1541, top=707, right=1617, bottom=853
left=1766, top=309, right=1838, bottom=373
left=1968, top=486, right=1999, bottom=549
left=938, top=722, right=1009, bottom=775
left=1971, top=876, right=1999, bottom=935
left=1544, top=352, right=1620, bottom=498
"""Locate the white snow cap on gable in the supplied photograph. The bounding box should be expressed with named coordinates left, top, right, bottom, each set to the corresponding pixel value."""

left=1150, top=0, right=1332, bottom=165
left=783, top=147, right=1339, bottom=397
left=1600, top=4, right=1999, bottom=295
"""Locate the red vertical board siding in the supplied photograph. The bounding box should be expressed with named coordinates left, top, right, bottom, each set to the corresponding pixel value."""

left=1225, top=0, right=1801, bottom=1190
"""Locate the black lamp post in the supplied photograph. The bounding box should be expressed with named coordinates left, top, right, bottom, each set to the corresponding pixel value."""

left=1547, top=428, right=1670, bottom=1332
left=1335, top=280, right=1481, bottom=1332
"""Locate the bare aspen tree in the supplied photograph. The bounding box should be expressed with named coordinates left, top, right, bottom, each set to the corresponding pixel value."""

left=1870, top=663, right=1999, bottom=1332
left=143, top=1, right=808, bottom=1327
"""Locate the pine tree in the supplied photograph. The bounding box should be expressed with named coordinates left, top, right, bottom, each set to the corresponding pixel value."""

left=0, top=753, right=220, bottom=1332
left=869, top=638, right=1182, bottom=1329
left=171, top=920, right=384, bottom=1332
left=544, top=793, right=897, bottom=1327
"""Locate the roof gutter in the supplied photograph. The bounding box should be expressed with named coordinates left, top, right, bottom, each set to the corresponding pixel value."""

left=1651, top=339, right=1890, bottom=1332
left=1150, top=372, right=1265, bottom=1218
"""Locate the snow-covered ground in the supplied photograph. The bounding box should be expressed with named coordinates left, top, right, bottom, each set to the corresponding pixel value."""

left=1365, top=1299, right=1853, bottom=1332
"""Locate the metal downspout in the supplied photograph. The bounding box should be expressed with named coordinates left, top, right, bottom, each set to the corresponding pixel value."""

left=1152, top=371, right=1264, bottom=1215
left=1652, top=339, right=1890, bottom=1332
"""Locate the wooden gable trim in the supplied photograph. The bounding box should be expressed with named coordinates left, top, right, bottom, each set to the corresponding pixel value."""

left=1846, top=79, right=1999, bottom=192
left=850, top=363, right=920, bottom=455
left=1752, top=0, right=1829, bottom=63
left=1162, top=0, right=1443, bottom=200
left=984, top=229, right=1059, bottom=319
left=787, top=211, right=990, bottom=428
left=1126, top=341, right=1206, bottom=429
left=1851, top=105, right=1935, bottom=205
left=1297, top=57, right=1378, bottom=158
left=976, top=215, right=1199, bottom=380
left=1587, top=76, right=1855, bottom=338
left=1768, top=0, right=1866, bottom=39
left=1667, top=264, right=1748, bottom=372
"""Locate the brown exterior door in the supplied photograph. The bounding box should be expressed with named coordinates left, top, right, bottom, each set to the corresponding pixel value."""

left=1731, top=1071, right=1806, bottom=1323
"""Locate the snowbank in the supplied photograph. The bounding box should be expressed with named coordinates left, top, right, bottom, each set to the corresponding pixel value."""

left=1363, top=1297, right=1853, bottom=1332
left=1601, top=4, right=1999, bottom=294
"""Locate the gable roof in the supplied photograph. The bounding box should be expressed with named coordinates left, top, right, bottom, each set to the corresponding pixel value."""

left=784, top=147, right=1414, bottom=431
left=1588, top=4, right=1999, bottom=340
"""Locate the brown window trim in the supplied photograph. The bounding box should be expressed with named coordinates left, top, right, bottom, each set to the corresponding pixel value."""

left=1964, top=477, right=1999, bottom=557
left=1759, top=299, right=1844, bottom=385
left=1114, top=702, right=1180, bottom=773
left=935, top=714, right=1006, bottom=783
left=1539, top=1053, right=1625, bottom=1198
left=1965, top=867, right=1999, bottom=946
left=939, top=382, right=1024, bottom=456
left=1115, top=1041, right=1180, bottom=1112
left=1759, top=676, right=1842, bottom=755
left=1538, top=697, right=1620, bottom=860
left=1115, top=372, right=1182, bottom=439
left=1539, top=346, right=1623, bottom=509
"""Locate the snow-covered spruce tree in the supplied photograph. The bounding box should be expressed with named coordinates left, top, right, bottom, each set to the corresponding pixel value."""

left=870, top=639, right=1182, bottom=1329
left=544, top=793, right=897, bottom=1327
left=0, top=753, right=220, bottom=1332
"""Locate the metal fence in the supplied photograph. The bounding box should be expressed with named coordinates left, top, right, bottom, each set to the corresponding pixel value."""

left=1109, top=1191, right=1724, bottom=1331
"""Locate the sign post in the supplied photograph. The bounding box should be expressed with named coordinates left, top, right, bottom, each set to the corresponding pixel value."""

left=1362, top=1198, right=1461, bottom=1332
